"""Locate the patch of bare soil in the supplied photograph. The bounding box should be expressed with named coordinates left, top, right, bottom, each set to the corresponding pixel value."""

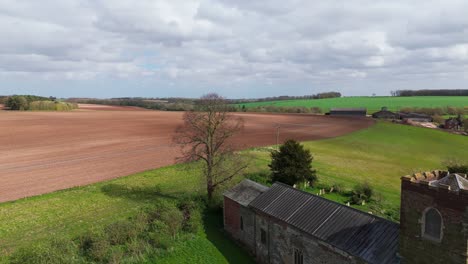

left=0, top=109, right=374, bottom=202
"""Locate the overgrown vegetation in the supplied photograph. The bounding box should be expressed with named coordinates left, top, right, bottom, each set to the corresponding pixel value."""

left=3, top=95, right=77, bottom=111
left=70, top=98, right=197, bottom=111
left=350, top=182, right=374, bottom=205
left=8, top=199, right=205, bottom=263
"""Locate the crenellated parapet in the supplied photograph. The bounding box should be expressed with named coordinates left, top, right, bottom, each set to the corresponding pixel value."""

left=401, top=170, right=468, bottom=195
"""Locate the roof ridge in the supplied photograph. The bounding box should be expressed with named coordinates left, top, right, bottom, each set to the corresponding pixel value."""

left=272, top=181, right=395, bottom=224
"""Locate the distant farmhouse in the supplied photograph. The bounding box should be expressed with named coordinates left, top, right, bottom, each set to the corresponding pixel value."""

left=370, top=107, right=433, bottom=123
left=398, top=112, right=433, bottom=123
left=328, top=108, right=367, bottom=117
left=224, top=171, right=468, bottom=264
left=372, top=107, right=399, bottom=119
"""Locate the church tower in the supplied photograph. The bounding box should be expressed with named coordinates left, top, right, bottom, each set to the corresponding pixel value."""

left=399, top=170, right=468, bottom=263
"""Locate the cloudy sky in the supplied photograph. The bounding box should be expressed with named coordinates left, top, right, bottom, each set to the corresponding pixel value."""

left=0, top=0, right=467, bottom=98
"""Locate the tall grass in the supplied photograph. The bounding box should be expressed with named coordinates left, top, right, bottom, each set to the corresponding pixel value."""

left=28, top=101, right=78, bottom=111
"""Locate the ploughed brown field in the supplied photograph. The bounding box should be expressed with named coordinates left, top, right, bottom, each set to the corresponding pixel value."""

left=0, top=104, right=374, bottom=202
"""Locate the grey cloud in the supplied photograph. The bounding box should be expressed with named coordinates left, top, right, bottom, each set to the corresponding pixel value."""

left=0, top=0, right=467, bottom=96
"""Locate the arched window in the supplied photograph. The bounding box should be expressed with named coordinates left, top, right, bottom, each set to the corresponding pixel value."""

left=422, top=208, right=443, bottom=242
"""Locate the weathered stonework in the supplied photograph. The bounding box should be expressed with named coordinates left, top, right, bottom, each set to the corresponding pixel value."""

left=399, top=171, right=468, bottom=264
left=254, top=212, right=360, bottom=264
left=224, top=179, right=400, bottom=263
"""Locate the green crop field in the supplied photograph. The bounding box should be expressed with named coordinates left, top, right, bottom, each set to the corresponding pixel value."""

left=1, top=121, right=467, bottom=262
left=237, top=96, right=468, bottom=113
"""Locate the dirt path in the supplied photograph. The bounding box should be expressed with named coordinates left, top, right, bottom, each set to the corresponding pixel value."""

left=0, top=106, right=374, bottom=202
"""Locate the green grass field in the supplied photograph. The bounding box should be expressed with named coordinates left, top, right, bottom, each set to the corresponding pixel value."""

left=237, top=96, right=468, bottom=113
left=0, top=121, right=467, bottom=262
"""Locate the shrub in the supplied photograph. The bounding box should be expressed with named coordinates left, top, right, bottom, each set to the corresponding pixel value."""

left=78, top=231, right=110, bottom=262
left=5, top=95, right=29, bottom=110
left=432, top=115, right=445, bottom=124
left=105, top=220, right=140, bottom=245
left=350, top=181, right=373, bottom=204
left=160, top=209, right=184, bottom=239
left=446, top=160, right=468, bottom=174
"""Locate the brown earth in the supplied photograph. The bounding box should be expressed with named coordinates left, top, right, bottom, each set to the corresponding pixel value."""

left=0, top=105, right=374, bottom=202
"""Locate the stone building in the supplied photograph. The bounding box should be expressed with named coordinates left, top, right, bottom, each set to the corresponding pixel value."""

left=224, top=171, right=468, bottom=264
left=400, top=171, right=468, bottom=264
left=224, top=180, right=399, bottom=264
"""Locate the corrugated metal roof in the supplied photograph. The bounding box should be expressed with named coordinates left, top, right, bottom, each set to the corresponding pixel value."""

left=330, top=108, right=367, bottom=112
left=249, top=182, right=399, bottom=264
left=223, top=179, right=269, bottom=206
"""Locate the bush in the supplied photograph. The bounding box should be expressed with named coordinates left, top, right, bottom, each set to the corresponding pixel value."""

left=78, top=231, right=110, bottom=262
left=5, top=95, right=29, bottom=110
left=29, top=101, right=78, bottom=111
left=350, top=182, right=373, bottom=204
left=446, top=160, right=468, bottom=174
left=105, top=220, right=140, bottom=245
left=160, top=209, right=184, bottom=239
left=432, top=115, right=445, bottom=124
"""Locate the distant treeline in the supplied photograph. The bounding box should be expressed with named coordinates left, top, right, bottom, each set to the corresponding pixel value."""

left=230, top=92, right=341, bottom=104
left=69, top=98, right=195, bottom=111
left=391, top=89, right=468, bottom=96
left=3, top=95, right=77, bottom=111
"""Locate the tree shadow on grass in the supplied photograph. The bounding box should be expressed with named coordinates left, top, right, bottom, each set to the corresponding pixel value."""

left=101, top=183, right=179, bottom=202
left=202, top=208, right=255, bottom=264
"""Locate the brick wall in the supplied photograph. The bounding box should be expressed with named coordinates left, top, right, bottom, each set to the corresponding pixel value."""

left=399, top=180, right=468, bottom=264
left=224, top=197, right=240, bottom=237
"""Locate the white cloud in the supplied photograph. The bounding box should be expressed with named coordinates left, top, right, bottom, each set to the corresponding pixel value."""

left=0, top=0, right=467, bottom=96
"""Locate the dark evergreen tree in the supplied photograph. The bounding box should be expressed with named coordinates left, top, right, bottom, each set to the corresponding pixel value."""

left=269, top=139, right=316, bottom=187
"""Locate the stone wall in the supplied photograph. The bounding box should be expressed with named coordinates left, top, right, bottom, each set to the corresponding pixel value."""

left=239, top=206, right=256, bottom=252
left=254, top=212, right=360, bottom=264
left=399, top=178, right=468, bottom=264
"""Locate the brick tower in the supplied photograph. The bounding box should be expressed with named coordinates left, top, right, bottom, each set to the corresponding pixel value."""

left=399, top=170, right=468, bottom=263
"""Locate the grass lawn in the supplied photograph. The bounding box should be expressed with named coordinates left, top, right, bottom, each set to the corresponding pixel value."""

left=236, top=96, right=468, bottom=113
left=0, top=121, right=467, bottom=261
left=247, top=121, right=468, bottom=219
left=0, top=164, right=254, bottom=263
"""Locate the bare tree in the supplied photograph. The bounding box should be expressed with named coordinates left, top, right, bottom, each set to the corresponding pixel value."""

left=174, top=93, right=247, bottom=200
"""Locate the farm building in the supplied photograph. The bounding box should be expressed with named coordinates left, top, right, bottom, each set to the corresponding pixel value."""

left=372, top=107, right=398, bottom=119
left=398, top=112, right=432, bottom=122
left=224, top=171, right=468, bottom=264
left=224, top=180, right=399, bottom=264
left=328, top=108, right=367, bottom=116
left=444, top=116, right=463, bottom=130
